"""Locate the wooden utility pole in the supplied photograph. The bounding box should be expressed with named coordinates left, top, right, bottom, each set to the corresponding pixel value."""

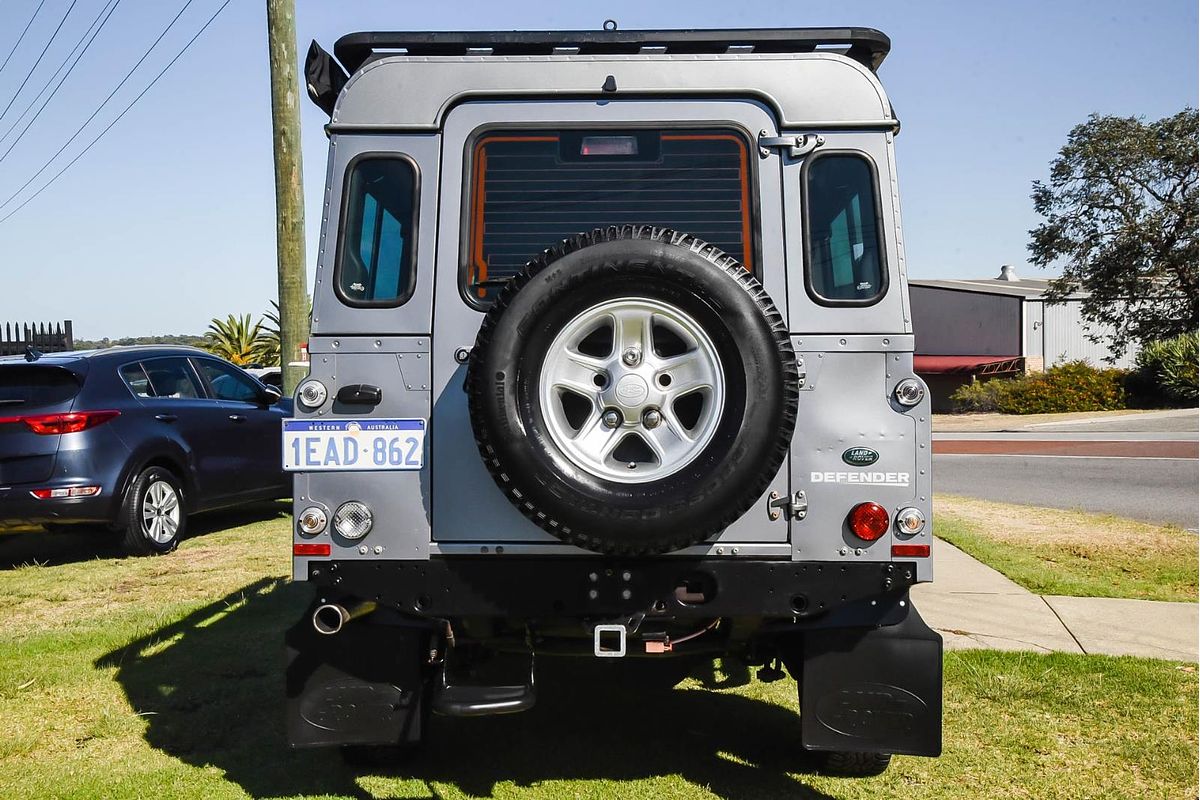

left=266, top=0, right=307, bottom=394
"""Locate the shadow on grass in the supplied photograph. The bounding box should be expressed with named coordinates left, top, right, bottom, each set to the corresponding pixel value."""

left=98, top=578, right=840, bottom=800
left=0, top=500, right=288, bottom=570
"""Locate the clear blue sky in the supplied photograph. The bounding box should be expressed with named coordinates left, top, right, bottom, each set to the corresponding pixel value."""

left=0, top=0, right=1195, bottom=339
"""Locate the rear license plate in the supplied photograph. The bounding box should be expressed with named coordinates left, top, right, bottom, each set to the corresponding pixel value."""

left=282, top=419, right=426, bottom=472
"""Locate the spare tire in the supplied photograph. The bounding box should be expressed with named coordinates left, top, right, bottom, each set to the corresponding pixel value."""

left=466, top=225, right=799, bottom=555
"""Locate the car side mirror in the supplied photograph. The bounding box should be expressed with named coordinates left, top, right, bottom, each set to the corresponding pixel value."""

left=260, top=385, right=283, bottom=405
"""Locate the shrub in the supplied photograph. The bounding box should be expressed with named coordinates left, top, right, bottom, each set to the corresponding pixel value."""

left=949, top=378, right=1012, bottom=412
left=996, top=361, right=1126, bottom=414
left=1134, top=332, right=1198, bottom=405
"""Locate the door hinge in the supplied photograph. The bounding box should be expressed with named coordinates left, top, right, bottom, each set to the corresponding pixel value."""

left=757, top=131, right=824, bottom=159
left=768, top=490, right=808, bottom=521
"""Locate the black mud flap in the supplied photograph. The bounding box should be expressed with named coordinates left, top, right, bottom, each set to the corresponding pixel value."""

left=799, top=601, right=942, bottom=757
left=285, top=608, right=431, bottom=748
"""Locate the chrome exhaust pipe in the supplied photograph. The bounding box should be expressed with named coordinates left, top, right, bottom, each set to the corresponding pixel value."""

left=312, top=600, right=378, bottom=635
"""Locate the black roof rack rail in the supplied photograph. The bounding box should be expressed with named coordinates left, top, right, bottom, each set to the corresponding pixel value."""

left=333, top=27, right=891, bottom=75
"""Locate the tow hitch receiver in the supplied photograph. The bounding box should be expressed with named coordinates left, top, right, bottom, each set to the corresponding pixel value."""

left=593, top=624, right=627, bottom=657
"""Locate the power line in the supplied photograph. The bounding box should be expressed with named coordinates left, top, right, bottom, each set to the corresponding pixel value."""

left=0, top=0, right=197, bottom=211
left=0, top=0, right=234, bottom=226
left=0, top=0, right=48, bottom=78
left=0, top=0, right=122, bottom=157
left=0, top=0, right=80, bottom=126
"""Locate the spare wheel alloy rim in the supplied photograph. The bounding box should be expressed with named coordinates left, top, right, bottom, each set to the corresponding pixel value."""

left=538, top=297, right=725, bottom=483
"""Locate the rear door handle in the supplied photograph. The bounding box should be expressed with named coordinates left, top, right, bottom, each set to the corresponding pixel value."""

left=228, top=414, right=246, bottom=423
left=154, top=414, right=177, bottom=423
left=336, top=384, right=383, bottom=405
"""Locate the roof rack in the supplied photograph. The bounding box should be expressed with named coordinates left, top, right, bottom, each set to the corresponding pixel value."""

left=333, top=27, right=891, bottom=74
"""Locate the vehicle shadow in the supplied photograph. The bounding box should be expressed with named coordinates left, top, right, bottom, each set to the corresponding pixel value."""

left=0, top=500, right=288, bottom=570
left=98, top=579, right=842, bottom=800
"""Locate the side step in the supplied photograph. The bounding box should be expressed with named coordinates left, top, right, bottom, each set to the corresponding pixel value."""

left=432, top=653, right=537, bottom=717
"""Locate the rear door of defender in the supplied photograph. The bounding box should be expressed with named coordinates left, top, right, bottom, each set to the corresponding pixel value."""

left=429, top=99, right=792, bottom=552
left=292, top=134, right=440, bottom=574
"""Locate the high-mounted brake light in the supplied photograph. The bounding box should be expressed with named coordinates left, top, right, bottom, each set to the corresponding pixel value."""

left=580, top=135, right=638, bottom=156
left=848, top=502, right=890, bottom=541
left=0, top=410, right=121, bottom=435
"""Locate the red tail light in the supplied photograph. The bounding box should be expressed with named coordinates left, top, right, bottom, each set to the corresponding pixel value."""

left=892, top=543, right=931, bottom=558
left=0, top=410, right=121, bottom=435
left=848, top=502, right=890, bottom=541
left=294, top=543, right=331, bottom=557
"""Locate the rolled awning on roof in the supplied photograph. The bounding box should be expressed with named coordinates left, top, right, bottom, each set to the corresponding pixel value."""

left=914, top=355, right=1024, bottom=375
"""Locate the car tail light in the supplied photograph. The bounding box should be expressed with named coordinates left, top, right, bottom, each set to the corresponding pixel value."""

left=31, top=486, right=101, bottom=499
left=892, top=543, right=931, bottom=558
left=293, top=543, right=331, bottom=557
left=2, top=410, right=121, bottom=435
left=848, top=502, right=890, bottom=541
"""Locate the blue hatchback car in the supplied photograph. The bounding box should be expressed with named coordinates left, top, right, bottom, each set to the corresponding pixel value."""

left=0, top=346, right=292, bottom=554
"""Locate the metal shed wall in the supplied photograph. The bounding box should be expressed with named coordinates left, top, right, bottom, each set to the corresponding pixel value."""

left=910, top=286, right=1021, bottom=356
left=1029, top=300, right=1136, bottom=368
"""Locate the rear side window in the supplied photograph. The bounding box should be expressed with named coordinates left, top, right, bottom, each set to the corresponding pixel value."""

left=119, top=363, right=153, bottom=398
left=805, top=155, right=886, bottom=304
left=335, top=156, right=418, bottom=307
left=465, top=129, right=754, bottom=303
left=141, top=358, right=202, bottom=400
left=0, top=366, right=80, bottom=408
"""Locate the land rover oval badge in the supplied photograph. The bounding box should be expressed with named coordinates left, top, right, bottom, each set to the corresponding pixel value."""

left=842, top=447, right=880, bottom=467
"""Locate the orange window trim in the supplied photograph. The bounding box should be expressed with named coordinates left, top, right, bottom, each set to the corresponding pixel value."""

left=470, top=135, right=558, bottom=296
left=469, top=132, right=753, bottom=297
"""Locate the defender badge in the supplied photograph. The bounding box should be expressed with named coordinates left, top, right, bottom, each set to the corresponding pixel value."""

left=842, top=447, right=880, bottom=467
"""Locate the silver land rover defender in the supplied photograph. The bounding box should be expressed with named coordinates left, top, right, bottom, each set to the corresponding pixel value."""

left=286, top=26, right=940, bottom=776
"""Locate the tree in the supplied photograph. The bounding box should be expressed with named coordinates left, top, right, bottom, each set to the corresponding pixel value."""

left=1028, top=109, right=1198, bottom=359
left=203, top=314, right=269, bottom=366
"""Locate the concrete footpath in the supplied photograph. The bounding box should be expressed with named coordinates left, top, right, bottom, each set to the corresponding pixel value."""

left=912, top=538, right=1199, bottom=662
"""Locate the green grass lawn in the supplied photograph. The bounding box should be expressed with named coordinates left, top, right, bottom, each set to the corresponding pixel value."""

left=936, top=496, right=1199, bottom=602
left=0, top=506, right=1196, bottom=799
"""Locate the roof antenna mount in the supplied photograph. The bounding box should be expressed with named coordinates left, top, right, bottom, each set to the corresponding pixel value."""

left=603, top=19, right=618, bottom=31
left=24, top=345, right=42, bottom=362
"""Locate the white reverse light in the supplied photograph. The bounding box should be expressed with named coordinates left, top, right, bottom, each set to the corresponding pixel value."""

left=333, top=501, right=373, bottom=540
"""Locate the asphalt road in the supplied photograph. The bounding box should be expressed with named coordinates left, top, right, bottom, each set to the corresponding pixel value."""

left=934, top=452, right=1199, bottom=530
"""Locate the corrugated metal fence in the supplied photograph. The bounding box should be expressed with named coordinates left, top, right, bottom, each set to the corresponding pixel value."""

left=0, top=321, right=74, bottom=357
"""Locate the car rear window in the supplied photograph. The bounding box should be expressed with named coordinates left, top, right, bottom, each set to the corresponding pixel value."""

left=805, top=154, right=886, bottom=304
left=0, top=365, right=80, bottom=408
left=335, top=156, right=419, bottom=308
left=465, top=129, right=754, bottom=303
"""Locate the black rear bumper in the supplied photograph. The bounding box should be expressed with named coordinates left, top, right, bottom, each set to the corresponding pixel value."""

left=305, top=557, right=919, bottom=623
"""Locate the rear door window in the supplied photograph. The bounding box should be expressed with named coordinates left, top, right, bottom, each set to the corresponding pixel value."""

left=805, top=154, right=886, bottom=304
left=335, top=156, right=419, bottom=307
left=194, top=359, right=261, bottom=403
left=465, top=129, right=754, bottom=303
left=141, top=358, right=203, bottom=400
left=119, top=363, right=154, bottom=398
left=0, top=366, right=80, bottom=409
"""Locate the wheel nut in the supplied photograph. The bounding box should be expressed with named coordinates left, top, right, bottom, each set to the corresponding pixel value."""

left=621, top=347, right=641, bottom=366
left=642, top=408, right=662, bottom=429
left=602, top=409, right=622, bottom=428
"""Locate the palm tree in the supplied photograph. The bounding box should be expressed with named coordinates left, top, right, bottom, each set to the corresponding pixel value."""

left=203, top=314, right=266, bottom=366
left=255, top=297, right=310, bottom=368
